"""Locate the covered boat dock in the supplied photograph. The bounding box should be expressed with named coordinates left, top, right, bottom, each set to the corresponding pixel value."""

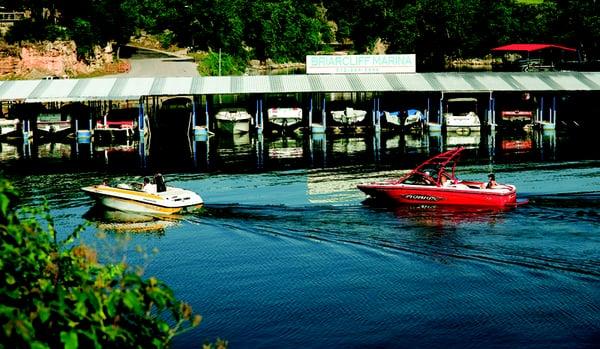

left=1, top=71, right=600, bottom=140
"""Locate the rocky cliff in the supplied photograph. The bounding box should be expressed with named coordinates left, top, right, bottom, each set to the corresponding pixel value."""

left=0, top=40, right=129, bottom=79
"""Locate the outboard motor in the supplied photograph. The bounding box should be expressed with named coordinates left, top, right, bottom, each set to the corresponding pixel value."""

left=154, top=173, right=166, bottom=192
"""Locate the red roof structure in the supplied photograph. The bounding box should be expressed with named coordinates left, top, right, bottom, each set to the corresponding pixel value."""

left=491, top=44, right=577, bottom=52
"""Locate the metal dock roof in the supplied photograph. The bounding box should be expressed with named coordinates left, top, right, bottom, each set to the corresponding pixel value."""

left=2, top=71, right=600, bottom=103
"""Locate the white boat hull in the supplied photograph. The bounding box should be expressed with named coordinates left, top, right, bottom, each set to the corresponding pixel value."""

left=267, top=108, right=303, bottom=130
left=215, top=109, right=252, bottom=134
left=37, top=121, right=73, bottom=137
left=331, top=108, right=367, bottom=125
left=444, top=112, right=481, bottom=132
left=0, top=119, right=19, bottom=136
left=216, top=119, right=251, bottom=134
left=383, top=110, right=424, bottom=129
left=82, top=185, right=203, bottom=215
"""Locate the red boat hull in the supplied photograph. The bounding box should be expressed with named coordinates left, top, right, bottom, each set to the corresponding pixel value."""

left=357, top=182, right=517, bottom=207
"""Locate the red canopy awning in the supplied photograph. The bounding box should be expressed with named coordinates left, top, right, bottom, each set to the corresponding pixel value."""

left=491, top=44, right=576, bottom=53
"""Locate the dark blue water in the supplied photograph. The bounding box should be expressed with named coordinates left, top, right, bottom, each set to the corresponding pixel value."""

left=2, top=129, right=599, bottom=348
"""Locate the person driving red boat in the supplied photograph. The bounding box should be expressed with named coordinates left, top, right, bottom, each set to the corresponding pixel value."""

left=441, top=173, right=453, bottom=187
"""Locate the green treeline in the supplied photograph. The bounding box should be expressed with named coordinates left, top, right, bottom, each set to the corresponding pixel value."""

left=2, top=0, right=600, bottom=70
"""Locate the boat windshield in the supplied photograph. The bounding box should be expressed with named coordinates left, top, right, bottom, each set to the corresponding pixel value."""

left=402, top=172, right=436, bottom=186
left=399, top=147, right=464, bottom=186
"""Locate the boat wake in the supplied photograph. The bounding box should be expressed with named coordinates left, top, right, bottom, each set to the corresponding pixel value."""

left=183, top=202, right=600, bottom=278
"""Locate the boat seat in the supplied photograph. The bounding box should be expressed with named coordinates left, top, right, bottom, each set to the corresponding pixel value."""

left=117, top=183, right=132, bottom=190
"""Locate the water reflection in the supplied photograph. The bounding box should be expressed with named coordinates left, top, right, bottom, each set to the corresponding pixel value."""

left=446, top=131, right=481, bottom=148
left=0, top=127, right=589, bottom=173
left=391, top=204, right=512, bottom=226
left=363, top=199, right=513, bottom=227
left=0, top=142, right=18, bottom=160
left=83, top=206, right=177, bottom=235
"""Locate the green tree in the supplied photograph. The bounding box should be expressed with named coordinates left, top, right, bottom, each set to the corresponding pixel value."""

left=246, top=0, right=324, bottom=62
left=556, top=0, right=600, bottom=59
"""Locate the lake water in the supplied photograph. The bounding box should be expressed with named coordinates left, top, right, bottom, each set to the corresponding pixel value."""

left=2, top=128, right=599, bottom=348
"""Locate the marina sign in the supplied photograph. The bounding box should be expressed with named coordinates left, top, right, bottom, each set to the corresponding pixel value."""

left=306, top=54, right=416, bottom=74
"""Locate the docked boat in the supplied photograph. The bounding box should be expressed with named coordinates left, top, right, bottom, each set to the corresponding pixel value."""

left=215, top=108, right=253, bottom=134
left=266, top=96, right=303, bottom=133
left=500, top=110, right=534, bottom=131
left=82, top=174, right=203, bottom=215
left=383, top=109, right=425, bottom=131
left=267, top=106, right=303, bottom=133
left=443, top=98, right=481, bottom=132
left=0, top=118, right=19, bottom=139
left=357, top=147, right=519, bottom=207
left=331, top=107, right=367, bottom=126
left=95, top=107, right=138, bottom=142
left=36, top=109, right=72, bottom=139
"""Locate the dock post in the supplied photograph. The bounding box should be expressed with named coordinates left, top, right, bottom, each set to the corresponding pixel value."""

left=309, top=96, right=313, bottom=129
left=428, top=93, right=442, bottom=133
left=374, top=97, right=381, bottom=133
left=322, top=97, right=327, bottom=128
left=488, top=92, right=496, bottom=131
left=205, top=98, right=210, bottom=133
left=425, top=97, right=430, bottom=127
left=138, top=98, right=145, bottom=139
left=258, top=98, right=264, bottom=134
left=192, top=96, right=208, bottom=140
left=310, top=96, right=324, bottom=134
left=492, top=94, right=496, bottom=126
left=541, top=95, right=556, bottom=131
left=551, top=95, right=557, bottom=124
left=538, top=96, right=544, bottom=127
left=191, top=95, right=197, bottom=133
left=371, top=98, right=376, bottom=128
left=22, top=118, right=30, bottom=142
left=254, top=99, right=259, bottom=133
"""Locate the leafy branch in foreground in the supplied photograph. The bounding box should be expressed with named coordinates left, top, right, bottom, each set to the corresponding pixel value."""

left=0, top=178, right=214, bottom=348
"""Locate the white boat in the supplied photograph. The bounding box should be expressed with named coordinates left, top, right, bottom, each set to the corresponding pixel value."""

left=82, top=175, right=203, bottom=215
left=267, top=106, right=303, bottom=131
left=383, top=109, right=424, bottom=130
left=0, top=118, right=19, bottom=138
left=331, top=107, right=367, bottom=125
left=215, top=108, right=253, bottom=134
left=36, top=111, right=72, bottom=139
left=443, top=98, right=481, bottom=132
left=95, top=107, right=138, bottom=141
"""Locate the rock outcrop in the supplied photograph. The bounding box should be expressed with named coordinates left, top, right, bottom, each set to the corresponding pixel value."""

left=0, top=40, right=129, bottom=79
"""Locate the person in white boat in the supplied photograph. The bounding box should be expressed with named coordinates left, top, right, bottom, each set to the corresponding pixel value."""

left=142, top=177, right=153, bottom=193
left=154, top=173, right=167, bottom=192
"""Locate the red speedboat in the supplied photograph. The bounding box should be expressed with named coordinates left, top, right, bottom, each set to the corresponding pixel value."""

left=357, top=147, right=518, bottom=207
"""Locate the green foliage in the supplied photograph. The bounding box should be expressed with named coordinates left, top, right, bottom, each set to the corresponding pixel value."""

left=69, top=18, right=97, bottom=59
left=158, top=30, right=176, bottom=49
left=246, top=0, right=323, bottom=62
left=0, top=178, right=203, bottom=348
left=6, top=0, right=600, bottom=70
left=194, top=51, right=246, bottom=76
left=4, top=19, right=67, bottom=43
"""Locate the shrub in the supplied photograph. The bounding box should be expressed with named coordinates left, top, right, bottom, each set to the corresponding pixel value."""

left=0, top=178, right=205, bottom=348
left=194, top=50, right=246, bottom=76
